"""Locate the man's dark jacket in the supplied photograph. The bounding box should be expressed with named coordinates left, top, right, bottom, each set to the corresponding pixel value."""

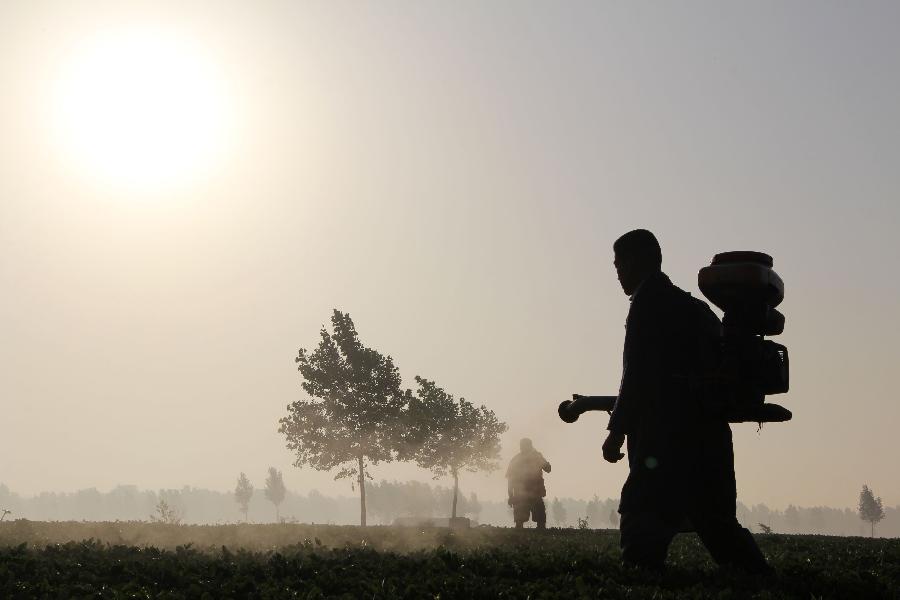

left=608, top=272, right=736, bottom=516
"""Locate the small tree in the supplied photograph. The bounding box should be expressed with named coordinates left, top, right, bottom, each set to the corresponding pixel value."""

left=264, top=467, right=287, bottom=522
left=235, top=473, right=253, bottom=522
left=0, top=509, right=11, bottom=522
left=858, top=484, right=885, bottom=538
left=149, top=499, right=181, bottom=525
left=402, top=376, right=507, bottom=519
left=757, top=523, right=772, bottom=534
left=551, top=497, right=567, bottom=527
left=609, top=509, right=619, bottom=528
left=280, top=310, right=406, bottom=526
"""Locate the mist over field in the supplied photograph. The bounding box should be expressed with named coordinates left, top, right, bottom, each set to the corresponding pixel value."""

left=2, top=482, right=898, bottom=539
left=2, top=0, right=899, bottom=564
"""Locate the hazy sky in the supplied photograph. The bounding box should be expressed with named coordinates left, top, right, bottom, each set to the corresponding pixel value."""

left=1, top=1, right=898, bottom=510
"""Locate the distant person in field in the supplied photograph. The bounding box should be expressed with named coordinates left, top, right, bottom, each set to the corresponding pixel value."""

left=602, top=229, right=772, bottom=573
left=507, top=438, right=551, bottom=529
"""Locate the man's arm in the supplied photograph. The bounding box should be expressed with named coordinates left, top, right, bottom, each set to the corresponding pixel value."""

left=602, top=431, right=626, bottom=463
left=538, top=453, right=551, bottom=473
left=607, top=297, right=659, bottom=435
left=604, top=297, right=660, bottom=462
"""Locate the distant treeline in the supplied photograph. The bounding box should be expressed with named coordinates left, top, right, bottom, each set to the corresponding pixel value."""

left=1, top=482, right=897, bottom=537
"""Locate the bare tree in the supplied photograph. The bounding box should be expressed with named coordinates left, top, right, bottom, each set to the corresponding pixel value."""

left=264, top=467, right=287, bottom=522
left=858, top=484, right=885, bottom=538
left=149, top=499, right=181, bottom=525
left=234, top=473, right=253, bottom=522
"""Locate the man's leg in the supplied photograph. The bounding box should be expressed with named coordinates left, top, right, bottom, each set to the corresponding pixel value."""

left=619, top=512, right=678, bottom=570
left=513, top=501, right=529, bottom=529
left=692, top=512, right=772, bottom=574
left=692, top=423, right=773, bottom=574
left=533, top=499, right=547, bottom=529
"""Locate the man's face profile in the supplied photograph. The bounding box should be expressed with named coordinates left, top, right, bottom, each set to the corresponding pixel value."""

left=614, top=252, right=638, bottom=296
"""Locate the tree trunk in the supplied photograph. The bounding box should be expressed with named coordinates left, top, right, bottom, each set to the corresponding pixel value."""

left=871, top=521, right=874, bottom=538
left=276, top=505, right=280, bottom=523
left=451, top=470, right=459, bottom=519
left=358, top=454, right=367, bottom=527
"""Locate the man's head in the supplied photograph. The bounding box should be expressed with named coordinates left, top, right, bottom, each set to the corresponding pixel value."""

left=613, top=229, right=662, bottom=295
left=520, top=438, right=534, bottom=453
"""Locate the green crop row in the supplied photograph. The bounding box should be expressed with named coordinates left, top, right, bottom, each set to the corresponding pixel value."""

left=1, top=523, right=898, bottom=599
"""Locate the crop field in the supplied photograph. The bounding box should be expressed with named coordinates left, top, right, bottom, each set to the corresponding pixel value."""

left=1, top=521, right=898, bottom=599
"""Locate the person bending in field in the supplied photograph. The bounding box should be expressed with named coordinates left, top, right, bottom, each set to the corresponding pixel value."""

left=602, top=229, right=772, bottom=574
left=507, top=438, right=551, bottom=529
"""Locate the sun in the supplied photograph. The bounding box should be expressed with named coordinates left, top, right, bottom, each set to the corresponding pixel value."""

left=52, top=28, right=233, bottom=190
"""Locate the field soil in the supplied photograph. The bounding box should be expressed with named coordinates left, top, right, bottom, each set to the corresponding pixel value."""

left=1, top=521, right=898, bottom=598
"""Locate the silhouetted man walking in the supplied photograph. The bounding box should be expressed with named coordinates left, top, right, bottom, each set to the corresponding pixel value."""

left=602, top=229, right=771, bottom=573
left=507, top=438, right=551, bottom=529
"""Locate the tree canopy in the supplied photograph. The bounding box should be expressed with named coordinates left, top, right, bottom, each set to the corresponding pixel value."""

left=234, top=473, right=253, bottom=522
left=402, top=376, right=507, bottom=518
left=279, top=310, right=406, bottom=525
left=264, top=467, right=287, bottom=522
left=858, top=484, right=885, bottom=538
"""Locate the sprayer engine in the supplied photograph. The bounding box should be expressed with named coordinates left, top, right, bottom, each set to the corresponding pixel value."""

left=697, top=251, right=791, bottom=423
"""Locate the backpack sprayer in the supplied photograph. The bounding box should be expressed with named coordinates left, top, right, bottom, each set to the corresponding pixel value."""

left=558, top=251, right=791, bottom=425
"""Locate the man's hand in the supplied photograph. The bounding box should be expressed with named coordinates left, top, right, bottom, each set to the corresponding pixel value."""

left=602, top=431, right=626, bottom=463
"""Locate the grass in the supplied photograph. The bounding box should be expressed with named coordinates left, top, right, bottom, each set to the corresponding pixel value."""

left=1, top=521, right=898, bottom=598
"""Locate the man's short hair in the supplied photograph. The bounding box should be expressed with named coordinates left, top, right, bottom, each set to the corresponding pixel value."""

left=614, top=229, right=662, bottom=266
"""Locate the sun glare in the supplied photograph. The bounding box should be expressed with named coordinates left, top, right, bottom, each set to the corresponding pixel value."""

left=52, top=28, right=232, bottom=190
